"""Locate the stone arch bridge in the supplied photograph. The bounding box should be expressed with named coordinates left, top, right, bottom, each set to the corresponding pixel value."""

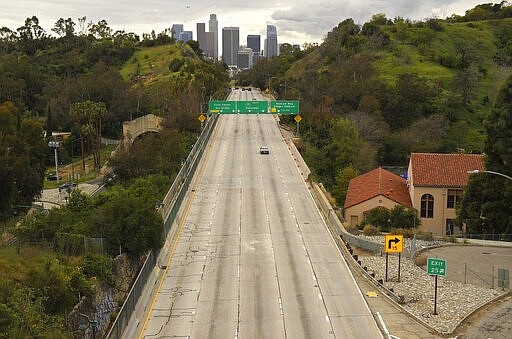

left=122, top=114, right=163, bottom=145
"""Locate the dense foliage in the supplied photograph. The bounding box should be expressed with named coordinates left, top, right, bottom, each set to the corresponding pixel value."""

left=457, top=74, right=512, bottom=237
left=1, top=15, right=230, bottom=337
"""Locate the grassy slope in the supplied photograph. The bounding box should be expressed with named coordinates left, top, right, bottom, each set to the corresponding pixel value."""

left=119, top=42, right=200, bottom=87
left=375, top=18, right=512, bottom=103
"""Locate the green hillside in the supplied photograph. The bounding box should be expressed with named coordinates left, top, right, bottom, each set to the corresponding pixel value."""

left=246, top=12, right=512, bottom=199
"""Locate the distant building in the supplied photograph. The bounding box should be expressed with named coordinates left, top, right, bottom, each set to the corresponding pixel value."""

left=209, top=14, right=219, bottom=60
left=247, top=35, right=261, bottom=55
left=265, top=24, right=278, bottom=57
left=171, top=24, right=183, bottom=41
left=197, top=23, right=206, bottom=52
left=179, top=31, right=193, bottom=42
left=222, top=27, right=239, bottom=66
left=237, top=47, right=254, bottom=69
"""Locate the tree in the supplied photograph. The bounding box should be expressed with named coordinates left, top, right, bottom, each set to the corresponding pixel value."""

left=101, top=192, right=163, bottom=257
left=457, top=75, right=512, bottom=236
left=69, top=100, right=108, bottom=171
left=332, top=165, right=360, bottom=206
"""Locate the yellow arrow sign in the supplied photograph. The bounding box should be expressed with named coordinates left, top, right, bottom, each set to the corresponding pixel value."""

left=385, top=235, right=403, bottom=253
left=294, top=115, right=302, bottom=123
left=198, top=114, right=206, bottom=122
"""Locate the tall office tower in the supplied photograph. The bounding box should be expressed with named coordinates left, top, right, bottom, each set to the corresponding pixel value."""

left=179, top=31, right=193, bottom=42
left=197, top=23, right=206, bottom=54
left=209, top=14, right=218, bottom=60
left=247, top=35, right=261, bottom=55
left=265, top=24, right=278, bottom=58
left=237, top=47, right=254, bottom=69
left=222, top=27, right=239, bottom=66
left=171, top=24, right=183, bottom=41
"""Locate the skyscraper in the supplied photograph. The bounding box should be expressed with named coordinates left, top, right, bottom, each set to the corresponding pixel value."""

left=265, top=24, right=278, bottom=58
left=247, top=35, right=261, bottom=55
left=179, top=31, right=193, bottom=42
left=222, top=27, right=239, bottom=66
left=209, top=14, right=218, bottom=60
left=197, top=23, right=206, bottom=53
left=237, top=47, right=254, bottom=69
left=171, top=24, right=183, bottom=41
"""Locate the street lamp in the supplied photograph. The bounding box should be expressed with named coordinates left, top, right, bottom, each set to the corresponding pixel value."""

left=467, top=169, right=512, bottom=181
left=48, top=140, right=62, bottom=182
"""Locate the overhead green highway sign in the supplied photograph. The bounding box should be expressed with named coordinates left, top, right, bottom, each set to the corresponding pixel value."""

left=270, top=100, right=300, bottom=114
left=209, top=101, right=237, bottom=114
left=237, top=101, right=269, bottom=113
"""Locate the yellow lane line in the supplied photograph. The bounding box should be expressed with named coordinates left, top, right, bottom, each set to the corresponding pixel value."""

left=138, top=117, right=222, bottom=338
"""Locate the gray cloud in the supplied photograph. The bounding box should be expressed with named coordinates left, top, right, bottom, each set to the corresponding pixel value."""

left=2, top=0, right=500, bottom=45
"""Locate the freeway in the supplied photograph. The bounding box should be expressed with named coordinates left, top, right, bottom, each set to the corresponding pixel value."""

left=138, top=88, right=382, bottom=338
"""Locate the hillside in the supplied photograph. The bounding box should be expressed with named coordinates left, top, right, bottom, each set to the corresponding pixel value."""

left=279, top=16, right=512, bottom=189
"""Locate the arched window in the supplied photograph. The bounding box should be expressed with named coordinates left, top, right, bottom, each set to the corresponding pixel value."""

left=421, top=194, right=434, bottom=218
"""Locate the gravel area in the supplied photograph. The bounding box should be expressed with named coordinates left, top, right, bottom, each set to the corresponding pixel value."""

left=359, top=254, right=504, bottom=334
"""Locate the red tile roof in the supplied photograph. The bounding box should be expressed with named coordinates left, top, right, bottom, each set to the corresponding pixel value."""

left=410, top=153, right=485, bottom=187
left=344, top=167, right=412, bottom=209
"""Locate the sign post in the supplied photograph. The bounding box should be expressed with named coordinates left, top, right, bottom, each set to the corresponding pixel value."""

left=294, top=115, right=302, bottom=135
left=427, top=258, right=446, bottom=315
left=384, top=235, right=403, bottom=282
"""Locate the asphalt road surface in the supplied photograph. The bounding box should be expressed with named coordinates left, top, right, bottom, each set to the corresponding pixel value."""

left=138, top=89, right=382, bottom=338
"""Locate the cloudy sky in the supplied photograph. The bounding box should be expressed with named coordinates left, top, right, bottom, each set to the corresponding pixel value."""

left=2, top=1, right=500, bottom=46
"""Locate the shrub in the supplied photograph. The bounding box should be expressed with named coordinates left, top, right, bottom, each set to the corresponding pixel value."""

left=344, top=223, right=360, bottom=235
left=415, top=254, right=427, bottom=266
left=389, top=227, right=414, bottom=238
left=362, top=225, right=380, bottom=236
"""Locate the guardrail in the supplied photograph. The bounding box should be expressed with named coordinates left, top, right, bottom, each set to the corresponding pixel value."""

left=106, top=114, right=218, bottom=339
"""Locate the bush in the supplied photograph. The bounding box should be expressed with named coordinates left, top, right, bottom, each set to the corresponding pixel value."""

left=344, top=223, right=360, bottom=235
left=362, top=225, right=380, bottom=236
left=389, top=227, right=415, bottom=238
left=81, top=254, right=115, bottom=286
left=415, top=254, right=427, bottom=266
left=416, top=231, right=433, bottom=241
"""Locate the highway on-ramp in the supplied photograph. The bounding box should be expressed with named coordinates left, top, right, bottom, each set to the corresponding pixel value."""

left=138, top=89, right=382, bottom=338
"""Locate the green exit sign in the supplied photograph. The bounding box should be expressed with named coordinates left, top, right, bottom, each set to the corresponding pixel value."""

left=270, top=100, right=299, bottom=114
left=209, top=101, right=237, bottom=114
left=237, top=101, right=269, bottom=113
left=427, top=258, right=446, bottom=276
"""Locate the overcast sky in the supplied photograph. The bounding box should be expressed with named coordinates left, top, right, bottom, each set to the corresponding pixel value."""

left=1, top=1, right=501, bottom=46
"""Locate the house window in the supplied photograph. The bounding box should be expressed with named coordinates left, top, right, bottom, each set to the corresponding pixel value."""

left=447, top=189, right=463, bottom=209
left=420, top=194, right=434, bottom=218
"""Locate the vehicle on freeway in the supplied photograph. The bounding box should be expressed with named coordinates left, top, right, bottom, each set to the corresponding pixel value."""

left=47, top=173, right=62, bottom=181
left=59, top=182, right=77, bottom=192
left=259, top=146, right=269, bottom=154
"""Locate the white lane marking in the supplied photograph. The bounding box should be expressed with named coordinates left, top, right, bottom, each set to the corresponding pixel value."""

left=325, top=315, right=329, bottom=322
left=237, top=265, right=240, bottom=278
left=318, top=293, right=323, bottom=300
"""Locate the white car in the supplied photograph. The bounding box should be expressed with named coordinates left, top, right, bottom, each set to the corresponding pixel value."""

left=259, top=146, right=269, bottom=154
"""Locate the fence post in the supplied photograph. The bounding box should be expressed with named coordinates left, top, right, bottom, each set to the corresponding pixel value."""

left=464, top=263, right=467, bottom=284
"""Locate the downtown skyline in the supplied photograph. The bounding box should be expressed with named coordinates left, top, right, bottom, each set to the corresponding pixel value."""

left=2, top=1, right=502, bottom=46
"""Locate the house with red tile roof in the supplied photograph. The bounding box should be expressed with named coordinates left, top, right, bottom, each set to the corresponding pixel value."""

left=344, top=167, right=412, bottom=228
left=407, top=153, right=485, bottom=235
